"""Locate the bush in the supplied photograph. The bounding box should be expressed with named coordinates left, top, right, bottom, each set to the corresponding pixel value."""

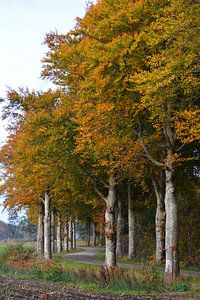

left=32, top=259, right=64, bottom=282
left=1, top=243, right=35, bottom=267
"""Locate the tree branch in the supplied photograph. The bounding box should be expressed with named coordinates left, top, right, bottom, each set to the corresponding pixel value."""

left=93, top=182, right=107, bottom=202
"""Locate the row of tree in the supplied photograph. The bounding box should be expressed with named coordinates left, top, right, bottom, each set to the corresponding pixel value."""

left=0, top=0, right=199, bottom=282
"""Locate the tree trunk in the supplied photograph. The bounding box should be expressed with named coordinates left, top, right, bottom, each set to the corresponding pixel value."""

left=69, top=218, right=73, bottom=250
left=37, top=201, right=44, bottom=257
left=44, top=191, right=52, bottom=260
left=164, top=155, right=179, bottom=281
left=57, top=213, right=62, bottom=253
left=86, top=220, right=91, bottom=247
left=51, top=210, right=55, bottom=254
left=64, top=221, right=69, bottom=251
left=105, top=174, right=117, bottom=268
left=116, top=197, right=123, bottom=257
left=73, top=218, right=76, bottom=250
left=92, top=223, right=97, bottom=247
left=128, top=183, right=136, bottom=259
left=152, top=171, right=166, bottom=263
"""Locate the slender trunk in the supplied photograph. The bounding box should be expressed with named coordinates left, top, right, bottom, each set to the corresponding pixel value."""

left=37, top=201, right=44, bottom=257
left=164, top=155, right=179, bottom=281
left=44, top=191, right=52, bottom=260
left=64, top=221, right=69, bottom=251
left=86, top=220, right=91, bottom=246
left=152, top=171, right=166, bottom=263
left=51, top=210, right=55, bottom=254
left=128, top=183, right=136, bottom=259
left=105, top=174, right=117, bottom=268
left=69, top=218, right=73, bottom=250
left=116, top=197, right=123, bottom=257
left=99, top=232, right=105, bottom=247
left=57, top=213, right=62, bottom=253
left=73, top=218, right=76, bottom=250
left=92, top=223, right=97, bottom=247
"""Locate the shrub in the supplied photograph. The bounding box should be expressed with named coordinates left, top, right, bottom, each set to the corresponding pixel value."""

left=1, top=243, right=35, bottom=268
left=32, top=259, right=64, bottom=282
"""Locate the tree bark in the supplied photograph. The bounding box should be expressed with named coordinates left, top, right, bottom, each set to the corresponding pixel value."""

left=164, top=101, right=179, bottom=281
left=69, top=218, right=73, bottom=250
left=105, top=174, right=117, bottom=268
left=92, top=223, right=97, bottom=247
left=57, top=213, right=62, bottom=253
left=64, top=221, right=69, bottom=251
left=37, top=200, right=44, bottom=257
left=44, top=190, right=52, bottom=260
left=152, top=171, right=166, bottom=263
left=116, top=197, right=123, bottom=257
left=73, top=218, right=76, bottom=250
left=128, top=183, right=136, bottom=259
left=164, top=155, right=179, bottom=281
left=86, top=220, right=91, bottom=247
left=51, top=210, right=55, bottom=254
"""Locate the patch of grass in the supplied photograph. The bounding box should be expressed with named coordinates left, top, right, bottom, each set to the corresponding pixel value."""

left=96, top=251, right=200, bottom=273
left=53, top=247, right=84, bottom=260
left=0, top=244, right=8, bottom=255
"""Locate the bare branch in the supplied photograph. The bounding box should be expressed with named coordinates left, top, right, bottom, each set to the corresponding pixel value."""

left=93, top=182, right=107, bottom=202
left=176, top=143, right=187, bottom=152
left=140, top=135, right=165, bottom=167
left=134, top=116, right=165, bottom=168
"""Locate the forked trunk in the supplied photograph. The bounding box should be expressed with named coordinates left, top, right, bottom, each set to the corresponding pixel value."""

left=164, top=155, right=179, bottom=281
left=57, top=213, right=62, bottom=253
left=37, top=201, right=44, bottom=257
left=44, top=191, right=52, bottom=260
left=152, top=172, right=165, bottom=263
left=116, top=197, right=123, bottom=257
left=128, top=183, right=136, bottom=259
left=105, top=174, right=117, bottom=268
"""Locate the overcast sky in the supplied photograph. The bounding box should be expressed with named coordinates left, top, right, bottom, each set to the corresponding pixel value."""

left=0, top=0, right=87, bottom=222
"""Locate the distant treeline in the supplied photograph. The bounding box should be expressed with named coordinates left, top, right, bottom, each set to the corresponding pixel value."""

left=0, top=218, right=37, bottom=241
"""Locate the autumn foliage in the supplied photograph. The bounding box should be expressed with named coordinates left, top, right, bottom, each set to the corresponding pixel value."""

left=0, top=0, right=200, bottom=281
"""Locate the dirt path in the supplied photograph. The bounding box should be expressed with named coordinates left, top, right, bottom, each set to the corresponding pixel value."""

left=64, top=247, right=200, bottom=278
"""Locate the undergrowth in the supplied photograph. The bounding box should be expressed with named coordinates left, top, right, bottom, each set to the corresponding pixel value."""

left=0, top=243, right=192, bottom=295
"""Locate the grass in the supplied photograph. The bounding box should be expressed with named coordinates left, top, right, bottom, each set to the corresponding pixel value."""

left=95, top=251, right=200, bottom=273
left=0, top=244, right=8, bottom=254
left=0, top=242, right=200, bottom=297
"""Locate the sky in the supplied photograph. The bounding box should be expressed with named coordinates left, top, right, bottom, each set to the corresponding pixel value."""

left=0, top=0, right=87, bottom=222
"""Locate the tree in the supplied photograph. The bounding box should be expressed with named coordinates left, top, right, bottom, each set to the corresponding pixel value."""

left=131, top=0, right=200, bottom=281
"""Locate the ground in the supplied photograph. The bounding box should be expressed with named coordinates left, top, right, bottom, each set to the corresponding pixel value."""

left=0, top=247, right=199, bottom=299
left=0, top=276, right=188, bottom=300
